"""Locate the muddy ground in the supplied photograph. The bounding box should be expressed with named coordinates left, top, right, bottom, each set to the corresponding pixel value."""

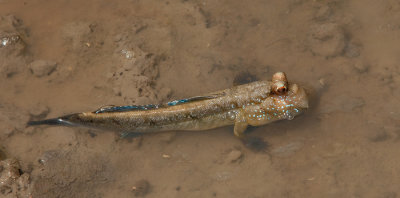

left=0, top=0, right=399, bottom=197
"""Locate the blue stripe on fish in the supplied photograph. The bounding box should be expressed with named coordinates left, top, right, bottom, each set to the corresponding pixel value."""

left=94, top=104, right=160, bottom=113
left=167, top=99, right=190, bottom=106
left=94, top=94, right=224, bottom=114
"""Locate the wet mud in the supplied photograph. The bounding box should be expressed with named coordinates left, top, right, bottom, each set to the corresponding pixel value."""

left=0, top=0, right=399, bottom=197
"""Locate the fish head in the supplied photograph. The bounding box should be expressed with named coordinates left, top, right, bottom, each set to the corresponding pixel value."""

left=269, top=72, right=309, bottom=120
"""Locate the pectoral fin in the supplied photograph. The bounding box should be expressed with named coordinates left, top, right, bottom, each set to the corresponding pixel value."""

left=234, top=121, right=248, bottom=138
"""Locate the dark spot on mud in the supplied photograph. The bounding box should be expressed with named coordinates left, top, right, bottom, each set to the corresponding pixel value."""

left=233, top=71, right=258, bottom=86
left=88, top=131, right=97, bottom=138
left=0, top=148, right=7, bottom=161
left=198, top=8, right=215, bottom=28
left=241, top=136, right=269, bottom=152
left=133, top=179, right=150, bottom=197
left=145, top=53, right=153, bottom=59
left=370, top=131, right=391, bottom=142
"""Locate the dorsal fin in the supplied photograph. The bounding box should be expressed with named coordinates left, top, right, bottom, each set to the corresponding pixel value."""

left=94, top=93, right=225, bottom=114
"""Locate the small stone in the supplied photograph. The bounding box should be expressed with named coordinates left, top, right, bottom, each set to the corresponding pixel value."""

left=319, top=78, right=326, bottom=87
left=0, top=33, right=22, bottom=48
left=225, top=149, right=243, bottom=163
left=121, top=49, right=135, bottom=59
left=162, top=154, right=171, bottom=159
left=30, top=60, right=57, bottom=77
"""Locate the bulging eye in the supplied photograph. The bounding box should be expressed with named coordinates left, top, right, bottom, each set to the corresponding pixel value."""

left=276, top=86, right=287, bottom=94
left=272, top=81, right=288, bottom=95
left=271, top=72, right=289, bottom=95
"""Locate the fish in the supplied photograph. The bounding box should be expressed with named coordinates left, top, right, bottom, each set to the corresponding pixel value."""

left=27, top=72, right=309, bottom=138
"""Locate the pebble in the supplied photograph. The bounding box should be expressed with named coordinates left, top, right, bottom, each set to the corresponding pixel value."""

left=0, top=33, right=21, bottom=48
left=162, top=154, right=171, bottom=159
left=30, top=60, right=57, bottom=77
left=225, top=149, right=243, bottom=163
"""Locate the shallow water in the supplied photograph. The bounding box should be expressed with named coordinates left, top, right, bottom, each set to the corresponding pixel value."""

left=0, top=0, right=399, bottom=197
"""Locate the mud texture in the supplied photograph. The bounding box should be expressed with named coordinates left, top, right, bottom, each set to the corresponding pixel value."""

left=0, top=0, right=400, bottom=197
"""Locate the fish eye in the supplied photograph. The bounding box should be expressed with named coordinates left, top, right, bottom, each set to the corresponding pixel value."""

left=272, top=81, right=288, bottom=95
left=276, top=86, right=287, bottom=94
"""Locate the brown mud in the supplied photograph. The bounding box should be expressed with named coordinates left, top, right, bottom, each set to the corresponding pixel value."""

left=0, top=0, right=399, bottom=197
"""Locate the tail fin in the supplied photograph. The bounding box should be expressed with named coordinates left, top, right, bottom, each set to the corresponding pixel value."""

left=27, top=114, right=78, bottom=127
left=27, top=118, right=64, bottom=126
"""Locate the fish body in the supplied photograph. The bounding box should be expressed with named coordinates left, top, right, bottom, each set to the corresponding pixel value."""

left=28, top=72, right=309, bottom=138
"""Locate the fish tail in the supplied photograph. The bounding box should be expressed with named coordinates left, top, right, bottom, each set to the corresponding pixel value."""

left=27, top=114, right=78, bottom=127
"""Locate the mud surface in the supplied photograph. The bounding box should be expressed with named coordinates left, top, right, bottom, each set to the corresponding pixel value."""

left=0, top=0, right=399, bottom=197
